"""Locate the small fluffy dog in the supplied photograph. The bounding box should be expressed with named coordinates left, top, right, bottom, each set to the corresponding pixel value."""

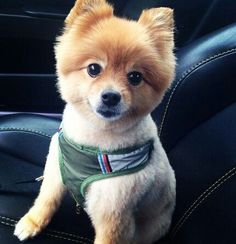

left=14, top=0, right=176, bottom=243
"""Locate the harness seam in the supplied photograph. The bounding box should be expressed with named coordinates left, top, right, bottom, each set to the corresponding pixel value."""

left=0, top=215, right=92, bottom=243
left=158, top=47, right=236, bottom=137
left=0, top=127, right=52, bottom=138
left=171, top=167, right=236, bottom=238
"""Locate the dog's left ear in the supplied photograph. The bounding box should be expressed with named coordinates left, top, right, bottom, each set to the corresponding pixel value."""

left=138, top=7, right=174, bottom=48
left=65, top=0, right=113, bottom=29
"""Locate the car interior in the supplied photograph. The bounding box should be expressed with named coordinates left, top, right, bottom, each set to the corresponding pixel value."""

left=0, top=0, right=235, bottom=243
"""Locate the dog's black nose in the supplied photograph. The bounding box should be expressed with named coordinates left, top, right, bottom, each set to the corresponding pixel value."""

left=101, top=91, right=121, bottom=107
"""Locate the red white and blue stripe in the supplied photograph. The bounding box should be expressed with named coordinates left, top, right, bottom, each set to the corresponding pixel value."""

left=98, top=153, right=112, bottom=174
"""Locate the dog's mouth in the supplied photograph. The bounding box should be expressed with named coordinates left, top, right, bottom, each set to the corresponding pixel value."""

left=88, top=97, right=125, bottom=121
left=96, top=107, right=122, bottom=121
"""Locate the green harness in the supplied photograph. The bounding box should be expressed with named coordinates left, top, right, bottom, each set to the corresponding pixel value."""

left=58, top=130, right=153, bottom=206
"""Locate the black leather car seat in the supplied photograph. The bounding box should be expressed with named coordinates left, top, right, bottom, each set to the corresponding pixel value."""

left=0, top=23, right=236, bottom=244
left=156, top=23, right=236, bottom=244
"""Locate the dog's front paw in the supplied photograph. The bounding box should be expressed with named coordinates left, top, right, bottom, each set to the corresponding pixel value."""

left=14, top=214, right=42, bottom=241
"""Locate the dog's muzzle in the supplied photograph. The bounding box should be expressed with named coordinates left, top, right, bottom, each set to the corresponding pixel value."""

left=96, top=90, right=122, bottom=119
left=101, top=91, right=121, bottom=107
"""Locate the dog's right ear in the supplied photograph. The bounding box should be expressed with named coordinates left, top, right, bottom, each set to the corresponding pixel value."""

left=65, top=0, right=113, bottom=30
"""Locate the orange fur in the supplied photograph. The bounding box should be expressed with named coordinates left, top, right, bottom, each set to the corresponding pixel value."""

left=14, top=1, right=176, bottom=243
left=55, top=1, right=175, bottom=131
left=65, top=0, right=113, bottom=32
left=93, top=212, right=135, bottom=244
left=55, top=4, right=176, bottom=242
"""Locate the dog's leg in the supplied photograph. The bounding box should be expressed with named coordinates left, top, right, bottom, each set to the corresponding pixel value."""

left=14, top=134, right=66, bottom=241
left=134, top=193, right=175, bottom=244
left=93, top=211, right=136, bottom=244
left=135, top=211, right=172, bottom=244
left=86, top=190, right=136, bottom=244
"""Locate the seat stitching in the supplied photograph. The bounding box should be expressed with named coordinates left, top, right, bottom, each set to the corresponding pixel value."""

left=0, top=215, right=93, bottom=243
left=171, top=167, right=236, bottom=238
left=0, top=127, right=52, bottom=138
left=171, top=167, right=235, bottom=231
left=0, top=216, right=16, bottom=223
left=48, top=230, right=92, bottom=242
left=172, top=168, right=236, bottom=238
left=45, top=233, right=90, bottom=244
left=158, top=47, right=236, bottom=137
left=0, top=220, right=15, bottom=227
left=164, top=101, right=236, bottom=155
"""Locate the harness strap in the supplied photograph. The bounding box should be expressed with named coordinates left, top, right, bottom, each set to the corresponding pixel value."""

left=58, top=130, right=154, bottom=207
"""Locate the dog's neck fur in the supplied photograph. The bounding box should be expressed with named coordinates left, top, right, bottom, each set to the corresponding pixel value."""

left=62, top=104, right=157, bottom=150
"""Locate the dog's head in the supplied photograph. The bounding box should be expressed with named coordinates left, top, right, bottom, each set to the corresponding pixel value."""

left=55, top=0, right=175, bottom=129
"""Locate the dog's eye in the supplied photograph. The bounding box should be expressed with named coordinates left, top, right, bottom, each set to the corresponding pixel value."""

left=87, top=63, right=102, bottom=77
left=127, top=71, right=143, bottom=86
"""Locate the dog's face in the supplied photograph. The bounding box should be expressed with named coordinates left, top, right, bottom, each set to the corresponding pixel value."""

left=55, top=0, right=175, bottom=129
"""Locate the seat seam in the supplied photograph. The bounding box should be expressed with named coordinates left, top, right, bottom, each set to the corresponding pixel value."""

left=167, top=101, right=236, bottom=154
left=0, top=127, right=52, bottom=138
left=0, top=219, right=15, bottom=227
left=48, top=229, right=92, bottom=242
left=158, top=47, right=236, bottom=137
left=45, top=233, right=91, bottom=244
left=0, top=215, right=92, bottom=243
left=171, top=166, right=236, bottom=238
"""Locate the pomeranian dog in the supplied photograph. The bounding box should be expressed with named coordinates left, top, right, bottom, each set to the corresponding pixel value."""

left=14, top=0, right=176, bottom=243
